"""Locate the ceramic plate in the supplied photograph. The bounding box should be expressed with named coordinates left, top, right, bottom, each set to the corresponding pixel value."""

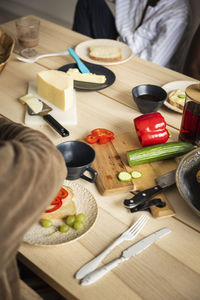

left=58, top=62, right=115, bottom=91
left=162, top=80, right=198, bottom=114
left=23, top=181, right=98, bottom=246
left=75, top=39, right=133, bottom=65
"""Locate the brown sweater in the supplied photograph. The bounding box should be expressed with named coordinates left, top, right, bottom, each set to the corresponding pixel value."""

left=0, top=117, right=67, bottom=300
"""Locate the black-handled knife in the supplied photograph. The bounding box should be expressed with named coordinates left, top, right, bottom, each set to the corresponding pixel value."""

left=124, top=169, right=176, bottom=209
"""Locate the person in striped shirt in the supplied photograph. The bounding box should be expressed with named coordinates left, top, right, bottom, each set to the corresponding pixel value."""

left=72, top=0, right=191, bottom=72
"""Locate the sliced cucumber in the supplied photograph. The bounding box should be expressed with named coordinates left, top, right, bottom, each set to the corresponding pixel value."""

left=118, top=171, right=132, bottom=182
left=131, top=171, right=142, bottom=179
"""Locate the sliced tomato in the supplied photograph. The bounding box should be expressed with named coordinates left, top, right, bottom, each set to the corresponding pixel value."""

left=57, top=187, right=68, bottom=199
left=45, top=197, right=63, bottom=213
left=91, top=128, right=114, bottom=139
left=86, top=134, right=99, bottom=144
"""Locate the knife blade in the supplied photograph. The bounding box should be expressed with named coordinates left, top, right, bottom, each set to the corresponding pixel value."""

left=74, top=80, right=108, bottom=90
left=124, top=169, right=176, bottom=209
left=81, top=228, right=171, bottom=286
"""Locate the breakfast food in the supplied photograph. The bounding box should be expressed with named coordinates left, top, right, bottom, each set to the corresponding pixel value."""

left=168, top=89, right=186, bottom=110
left=196, top=170, right=200, bottom=183
left=19, top=93, right=43, bottom=113
left=89, top=45, right=122, bottom=62
left=66, top=68, right=106, bottom=83
left=40, top=185, right=77, bottom=220
left=37, top=70, right=74, bottom=111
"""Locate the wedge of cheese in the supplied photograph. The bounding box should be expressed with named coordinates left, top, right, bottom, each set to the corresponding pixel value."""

left=66, top=68, right=106, bottom=83
left=19, top=93, right=43, bottom=114
left=37, top=70, right=74, bottom=111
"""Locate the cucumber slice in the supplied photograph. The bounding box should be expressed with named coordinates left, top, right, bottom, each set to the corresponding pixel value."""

left=131, top=171, right=142, bottom=179
left=118, top=171, right=132, bottom=182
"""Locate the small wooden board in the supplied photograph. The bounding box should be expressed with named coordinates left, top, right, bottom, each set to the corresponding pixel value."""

left=90, top=131, right=177, bottom=218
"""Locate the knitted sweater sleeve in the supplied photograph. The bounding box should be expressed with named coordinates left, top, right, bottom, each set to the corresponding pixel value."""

left=0, top=117, right=67, bottom=272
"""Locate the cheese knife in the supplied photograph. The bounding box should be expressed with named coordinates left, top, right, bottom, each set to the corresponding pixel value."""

left=80, top=228, right=171, bottom=286
left=27, top=100, right=70, bottom=137
left=124, top=169, right=176, bottom=209
left=68, top=47, right=90, bottom=73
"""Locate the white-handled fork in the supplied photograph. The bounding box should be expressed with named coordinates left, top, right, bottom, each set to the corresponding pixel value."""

left=75, top=214, right=149, bottom=280
left=16, top=50, right=69, bottom=63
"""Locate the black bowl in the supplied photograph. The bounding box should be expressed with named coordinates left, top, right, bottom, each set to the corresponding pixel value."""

left=132, top=84, right=167, bottom=114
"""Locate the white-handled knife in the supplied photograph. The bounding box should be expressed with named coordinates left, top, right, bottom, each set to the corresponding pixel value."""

left=80, top=228, right=171, bottom=286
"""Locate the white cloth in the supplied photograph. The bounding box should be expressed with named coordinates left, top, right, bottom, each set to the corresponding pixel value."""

left=109, top=0, right=191, bottom=72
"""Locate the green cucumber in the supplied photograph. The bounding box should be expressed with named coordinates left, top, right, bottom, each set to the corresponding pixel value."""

left=131, top=171, right=142, bottom=178
left=127, top=141, right=196, bottom=166
left=118, top=171, right=132, bottom=182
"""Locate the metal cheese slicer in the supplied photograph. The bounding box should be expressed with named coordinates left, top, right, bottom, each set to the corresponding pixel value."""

left=27, top=99, right=70, bottom=137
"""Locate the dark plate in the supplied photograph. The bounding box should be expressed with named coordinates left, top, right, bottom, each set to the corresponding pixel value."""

left=58, top=62, right=115, bottom=91
left=176, top=148, right=200, bottom=216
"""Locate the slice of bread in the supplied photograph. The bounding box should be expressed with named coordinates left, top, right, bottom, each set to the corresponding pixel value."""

left=168, top=89, right=186, bottom=110
left=40, top=185, right=77, bottom=220
left=89, top=46, right=122, bottom=62
left=66, top=68, right=106, bottom=83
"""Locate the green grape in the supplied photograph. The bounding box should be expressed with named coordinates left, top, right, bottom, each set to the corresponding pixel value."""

left=41, top=219, right=52, bottom=228
left=59, top=224, right=69, bottom=233
left=65, top=215, right=76, bottom=226
left=73, top=221, right=84, bottom=231
left=75, top=213, right=86, bottom=223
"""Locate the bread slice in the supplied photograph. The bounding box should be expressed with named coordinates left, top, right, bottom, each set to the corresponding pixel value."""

left=89, top=46, right=122, bottom=62
left=40, top=186, right=77, bottom=220
left=66, top=68, right=106, bottom=83
left=168, top=89, right=186, bottom=110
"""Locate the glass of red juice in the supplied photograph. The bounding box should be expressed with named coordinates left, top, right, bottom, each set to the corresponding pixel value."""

left=15, top=16, right=40, bottom=58
left=179, top=84, right=200, bottom=145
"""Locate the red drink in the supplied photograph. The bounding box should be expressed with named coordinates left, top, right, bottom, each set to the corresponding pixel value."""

left=179, top=101, right=200, bottom=144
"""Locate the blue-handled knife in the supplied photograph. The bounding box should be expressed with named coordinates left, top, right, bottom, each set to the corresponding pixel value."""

left=68, top=47, right=90, bottom=73
left=80, top=228, right=171, bottom=285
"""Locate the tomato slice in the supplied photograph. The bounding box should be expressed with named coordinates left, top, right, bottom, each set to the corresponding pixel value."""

left=45, top=187, right=68, bottom=213
left=86, top=134, right=99, bottom=144
left=45, top=197, right=63, bottom=213
left=57, top=187, right=68, bottom=199
left=91, top=128, right=114, bottom=138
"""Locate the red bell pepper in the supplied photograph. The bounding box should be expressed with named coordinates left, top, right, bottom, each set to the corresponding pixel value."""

left=85, top=128, right=114, bottom=144
left=134, top=112, right=169, bottom=147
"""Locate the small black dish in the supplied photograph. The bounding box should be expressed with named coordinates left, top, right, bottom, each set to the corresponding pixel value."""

left=132, top=84, right=167, bottom=114
left=56, top=141, right=98, bottom=183
left=58, top=62, right=115, bottom=91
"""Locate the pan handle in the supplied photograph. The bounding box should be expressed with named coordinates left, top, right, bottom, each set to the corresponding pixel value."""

left=43, top=114, right=69, bottom=137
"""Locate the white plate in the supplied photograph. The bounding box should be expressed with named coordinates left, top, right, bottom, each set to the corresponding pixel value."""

left=23, top=181, right=98, bottom=246
left=75, top=39, right=133, bottom=65
left=162, top=80, right=198, bottom=114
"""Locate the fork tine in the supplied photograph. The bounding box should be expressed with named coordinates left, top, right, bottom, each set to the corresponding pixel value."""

left=123, top=214, right=149, bottom=240
left=126, top=214, right=148, bottom=233
left=129, top=215, right=149, bottom=234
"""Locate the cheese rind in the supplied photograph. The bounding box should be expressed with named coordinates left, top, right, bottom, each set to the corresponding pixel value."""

left=37, top=70, right=74, bottom=111
left=66, top=68, right=106, bottom=83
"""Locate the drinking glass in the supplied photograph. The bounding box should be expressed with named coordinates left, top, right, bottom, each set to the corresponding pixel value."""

left=15, top=16, right=40, bottom=58
left=179, top=83, right=200, bottom=145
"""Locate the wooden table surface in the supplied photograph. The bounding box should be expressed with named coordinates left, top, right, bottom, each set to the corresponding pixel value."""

left=1, top=16, right=200, bottom=300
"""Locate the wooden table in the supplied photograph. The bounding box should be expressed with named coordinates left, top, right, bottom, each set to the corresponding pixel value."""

left=1, top=16, right=200, bottom=300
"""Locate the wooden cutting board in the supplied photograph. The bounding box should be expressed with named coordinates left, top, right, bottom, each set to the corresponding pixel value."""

left=90, top=131, right=177, bottom=218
